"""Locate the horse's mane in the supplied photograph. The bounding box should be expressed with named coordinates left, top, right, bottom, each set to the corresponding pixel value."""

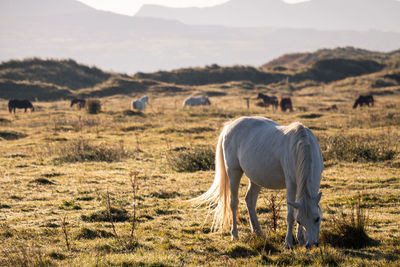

left=283, top=122, right=313, bottom=200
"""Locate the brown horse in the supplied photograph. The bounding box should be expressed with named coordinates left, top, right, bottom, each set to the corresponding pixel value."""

left=353, top=95, right=374, bottom=109
left=70, top=98, right=86, bottom=109
left=280, top=97, right=293, bottom=112
left=257, top=93, right=279, bottom=110
left=8, top=99, right=34, bottom=113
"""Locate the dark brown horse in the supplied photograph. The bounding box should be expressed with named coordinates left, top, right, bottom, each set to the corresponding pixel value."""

left=70, top=98, right=86, bottom=109
left=353, top=95, right=374, bottom=109
left=280, top=97, right=293, bottom=112
left=257, top=93, right=279, bottom=110
left=8, top=99, right=34, bottom=113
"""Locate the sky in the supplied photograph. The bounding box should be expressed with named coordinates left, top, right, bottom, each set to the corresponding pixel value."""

left=76, top=0, right=310, bottom=16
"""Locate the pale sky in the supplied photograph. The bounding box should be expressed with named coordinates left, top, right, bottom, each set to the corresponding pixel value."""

left=77, top=0, right=310, bottom=16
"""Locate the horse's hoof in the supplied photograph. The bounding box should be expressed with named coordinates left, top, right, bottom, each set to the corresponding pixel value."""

left=231, top=235, right=239, bottom=241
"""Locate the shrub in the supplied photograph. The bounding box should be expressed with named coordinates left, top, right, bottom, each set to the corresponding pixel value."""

left=52, top=139, right=130, bottom=163
left=319, top=135, right=396, bottom=162
left=167, top=146, right=215, bottom=172
left=75, top=227, right=114, bottom=240
left=86, top=99, right=101, bottom=114
left=320, top=194, right=375, bottom=249
left=81, top=207, right=129, bottom=223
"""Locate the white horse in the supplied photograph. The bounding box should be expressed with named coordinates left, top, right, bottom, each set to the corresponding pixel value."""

left=192, top=116, right=323, bottom=249
left=132, top=96, right=149, bottom=111
left=183, top=95, right=211, bottom=108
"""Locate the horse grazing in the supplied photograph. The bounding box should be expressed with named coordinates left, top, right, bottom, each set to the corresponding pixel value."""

left=183, top=95, right=211, bottom=108
left=8, top=99, right=34, bottom=113
left=353, top=95, right=374, bottom=109
left=132, top=95, right=149, bottom=111
left=257, top=93, right=279, bottom=110
left=192, top=117, right=323, bottom=249
left=280, top=97, right=293, bottom=112
left=70, top=98, right=86, bottom=109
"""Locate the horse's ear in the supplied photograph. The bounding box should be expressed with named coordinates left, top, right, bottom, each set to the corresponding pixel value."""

left=316, top=192, right=322, bottom=203
left=288, top=201, right=301, bottom=209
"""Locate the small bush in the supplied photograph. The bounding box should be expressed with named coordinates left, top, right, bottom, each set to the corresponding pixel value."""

left=75, top=227, right=114, bottom=240
left=81, top=207, right=129, bottom=222
left=226, top=244, right=257, bottom=258
left=0, top=131, right=27, bottom=140
left=86, top=99, right=101, bottom=114
left=168, top=146, right=215, bottom=172
left=320, top=194, right=375, bottom=249
left=51, top=139, right=130, bottom=163
left=320, top=135, right=396, bottom=162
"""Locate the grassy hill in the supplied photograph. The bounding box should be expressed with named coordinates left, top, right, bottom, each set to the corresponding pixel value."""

left=0, top=58, right=110, bottom=91
left=0, top=47, right=399, bottom=101
left=261, top=47, right=400, bottom=69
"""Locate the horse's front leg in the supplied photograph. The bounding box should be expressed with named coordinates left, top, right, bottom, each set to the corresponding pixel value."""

left=245, top=181, right=262, bottom=235
left=285, top=183, right=296, bottom=249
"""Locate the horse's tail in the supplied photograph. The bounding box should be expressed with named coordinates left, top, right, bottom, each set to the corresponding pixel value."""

left=190, top=126, right=231, bottom=231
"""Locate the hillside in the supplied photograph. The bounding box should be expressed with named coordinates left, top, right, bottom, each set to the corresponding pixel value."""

left=261, top=47, right=400, bottom=70
left=0, top=58, right=111, bottom=90
left=136, top=0, right=400, bottom=32
left=1, top=47, right=399, bottom=101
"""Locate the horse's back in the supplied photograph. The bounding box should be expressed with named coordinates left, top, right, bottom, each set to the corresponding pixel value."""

left=223, top=117, right=287, bottom=188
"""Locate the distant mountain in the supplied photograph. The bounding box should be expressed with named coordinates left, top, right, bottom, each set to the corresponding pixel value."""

left=1, top=0, right=400, bottom=73
left=136, top=0, right=400, bottom=33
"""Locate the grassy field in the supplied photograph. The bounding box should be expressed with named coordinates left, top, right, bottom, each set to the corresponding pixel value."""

left=0, top=86, right=399, bottom=266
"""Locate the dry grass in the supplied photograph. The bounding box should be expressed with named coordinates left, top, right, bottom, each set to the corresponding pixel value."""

left=0, top=84, right=399, bottom=266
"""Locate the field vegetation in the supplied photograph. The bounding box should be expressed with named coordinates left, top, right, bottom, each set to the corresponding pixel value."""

left=0, top=47, right=399, bottom=266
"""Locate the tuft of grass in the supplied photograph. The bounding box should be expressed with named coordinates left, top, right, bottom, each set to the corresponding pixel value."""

left=298, top=113, right=323, bottom=119
left=2, top=245, right=53, bottom=267
left=49, top=139, right=131, bottom=163
left=0, top=131, right=27, bottom=141
left=320, top=194, right=375, bottom=249
left=75, top=227, right=114, bottom=240
left=30, top=178, right=55, bottom=185
left=226, top=244, right=257, bottom=258
left=167, top=146, right=215, bottom=172
left=59, top=200, right=81, bottom=210
left=86, top=99, right=101, bottom=114
left=245, top=234, right=279, bottom=255
left=81, top=207, right=129, bottom=223
left=320, top=135, right=396, bottom=162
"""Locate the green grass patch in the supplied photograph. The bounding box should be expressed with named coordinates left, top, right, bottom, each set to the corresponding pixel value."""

left=167, top=146, right=215, bottom=172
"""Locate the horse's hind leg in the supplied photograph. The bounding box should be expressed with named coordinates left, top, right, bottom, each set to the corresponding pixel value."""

left=227, top=168, right=243, bottom=240
left=245, top=181, right=262, bottom=235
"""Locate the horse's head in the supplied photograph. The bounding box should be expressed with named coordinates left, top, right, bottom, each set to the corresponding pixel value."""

left=288, top=192, right=322, bottom=248
left=256, top=93, right=263, bottom=99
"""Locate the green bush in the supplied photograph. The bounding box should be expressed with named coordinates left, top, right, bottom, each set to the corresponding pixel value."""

left=319, top=135, right=396, bottom=162
left=168, top=146, right=215, bottom=172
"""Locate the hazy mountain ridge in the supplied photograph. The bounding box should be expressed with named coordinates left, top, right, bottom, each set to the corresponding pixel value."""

left=1, top=0, right=400, bottom=73
left=136, top=0, right=400, bottom=32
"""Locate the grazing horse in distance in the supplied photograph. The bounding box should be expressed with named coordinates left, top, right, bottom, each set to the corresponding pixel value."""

left=353, top=95, right=374, bottom=109
left=70, top=98, right=86, bottom=109
left=257, top=93, right=279, bottom=110
left=191, top=117, right=323, bottom=249
left=280, top=97, right=293, bottom=112
left=183, top=95, right=211, bottom=108
left=8, top=99, right=34, bottom=113
left=132, top=95, right=149, bottom=111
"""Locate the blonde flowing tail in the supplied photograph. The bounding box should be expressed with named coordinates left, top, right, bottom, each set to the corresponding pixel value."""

left=190, top=127, right=231, bottom=231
